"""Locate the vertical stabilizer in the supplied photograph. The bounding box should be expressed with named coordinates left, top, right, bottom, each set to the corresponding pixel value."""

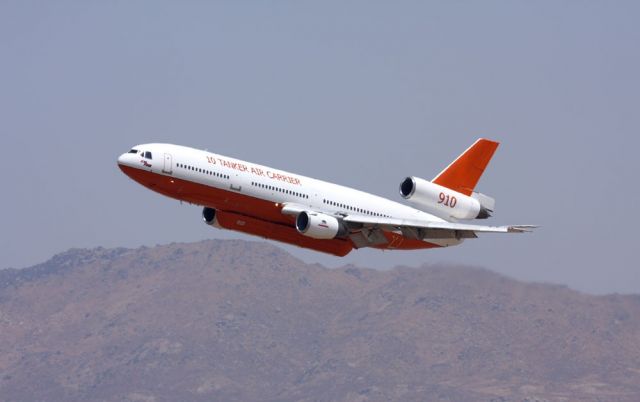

left=432, top=138, right=499, bottom=196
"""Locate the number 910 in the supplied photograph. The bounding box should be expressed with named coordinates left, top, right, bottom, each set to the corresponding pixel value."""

left=438, top=192, right=457, bottom=208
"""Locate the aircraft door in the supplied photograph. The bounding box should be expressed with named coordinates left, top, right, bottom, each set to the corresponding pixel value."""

left=162, top=153, right=173, bottom=174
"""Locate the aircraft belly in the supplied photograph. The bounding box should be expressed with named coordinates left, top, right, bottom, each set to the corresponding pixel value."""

left=214, top=210, right=353, bottom=257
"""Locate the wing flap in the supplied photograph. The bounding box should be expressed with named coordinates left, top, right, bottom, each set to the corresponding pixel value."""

left=342, top=215, right=537, bottom=234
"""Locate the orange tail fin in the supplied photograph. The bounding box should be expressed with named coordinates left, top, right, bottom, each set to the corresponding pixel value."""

left=432, top=138, right=499, bottom=196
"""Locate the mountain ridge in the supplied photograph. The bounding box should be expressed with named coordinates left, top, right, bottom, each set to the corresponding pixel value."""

left=1, top=239, right=639, bottom=401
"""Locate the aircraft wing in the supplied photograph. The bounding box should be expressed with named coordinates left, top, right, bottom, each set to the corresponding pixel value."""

left=343, top=215, right=536, bottom=234
left=281, top=202, right=536, bottom=240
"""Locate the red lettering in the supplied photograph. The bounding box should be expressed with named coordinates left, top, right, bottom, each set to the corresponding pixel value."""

left=266, top=171, right=301, bottom=185
left=251, top=167, right=265, bottom=176
left=438, top=192, right=457, bottom=208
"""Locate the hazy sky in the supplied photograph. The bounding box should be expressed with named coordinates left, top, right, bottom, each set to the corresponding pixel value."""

left=1, top=1, right=639, bottom=294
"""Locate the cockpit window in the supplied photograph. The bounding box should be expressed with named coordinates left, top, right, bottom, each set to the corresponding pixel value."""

left=145, top=151, right=152, bottom=159
left=128, top=149, right=138, bottom=154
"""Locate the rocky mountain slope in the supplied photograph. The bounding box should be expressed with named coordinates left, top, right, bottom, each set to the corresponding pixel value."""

left=1, top=240, right=639, bottom=401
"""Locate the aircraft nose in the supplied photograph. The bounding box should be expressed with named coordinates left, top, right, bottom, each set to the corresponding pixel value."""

left=117, top=152, right=134, bottom=168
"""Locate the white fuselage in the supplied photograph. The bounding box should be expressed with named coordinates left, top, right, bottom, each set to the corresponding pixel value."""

left=119, top=143, right=446, bottom=223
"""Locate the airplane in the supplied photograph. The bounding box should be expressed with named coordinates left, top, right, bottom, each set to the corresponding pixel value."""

left=117, top=138, right=534, bottom=257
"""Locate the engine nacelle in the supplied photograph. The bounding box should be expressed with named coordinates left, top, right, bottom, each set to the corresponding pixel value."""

left=295, top=211, right=346, bottom=239
left=202, top=207, right=222, bottom=228
left=399, top=176, right=491, bottom=220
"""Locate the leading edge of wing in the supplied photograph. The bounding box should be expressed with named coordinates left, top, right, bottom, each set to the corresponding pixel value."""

left=281, top=202, right=537, bottom=234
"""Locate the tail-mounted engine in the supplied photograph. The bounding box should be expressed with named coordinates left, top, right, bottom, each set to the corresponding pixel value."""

left=399, top=176, right=493, bottom=220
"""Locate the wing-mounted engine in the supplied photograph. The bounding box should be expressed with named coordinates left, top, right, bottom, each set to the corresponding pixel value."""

left=296, top=211, right=348, bottom=239
left=202, top=207, right=222, bottom=228
left=399, top=176, right=493, bottom=220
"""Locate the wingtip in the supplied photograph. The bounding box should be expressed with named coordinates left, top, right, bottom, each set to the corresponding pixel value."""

left=507, top=225, right=539, bottom=233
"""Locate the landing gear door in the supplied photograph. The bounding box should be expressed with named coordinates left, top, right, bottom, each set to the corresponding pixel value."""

left=163, top=153, right=173, bottom=174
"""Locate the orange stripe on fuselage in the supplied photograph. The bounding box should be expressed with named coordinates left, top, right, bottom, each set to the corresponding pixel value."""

left=118, top=164, right=442, bottom=254
left=119, top=164, right=288, bottom=224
